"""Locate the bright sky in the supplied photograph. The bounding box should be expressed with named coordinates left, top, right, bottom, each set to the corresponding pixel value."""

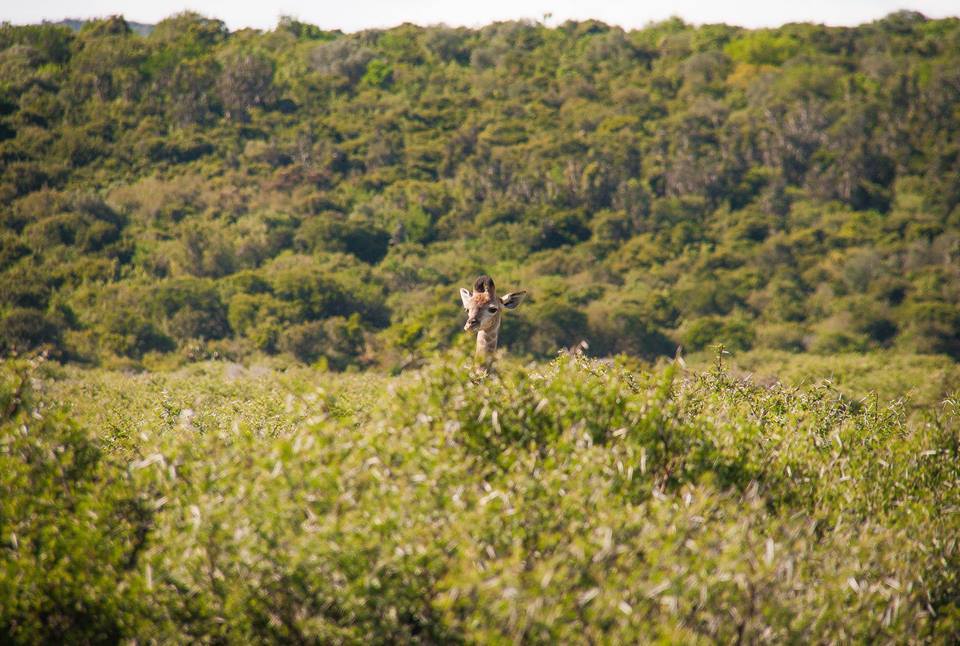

left=3, top=0, right=958, bottom=32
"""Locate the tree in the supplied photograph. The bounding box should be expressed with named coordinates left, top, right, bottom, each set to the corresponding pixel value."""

left=217, top=51, right=274, bottom=121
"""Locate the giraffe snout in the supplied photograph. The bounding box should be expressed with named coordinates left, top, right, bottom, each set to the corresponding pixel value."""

left=465, top=318, right=479, bottom=331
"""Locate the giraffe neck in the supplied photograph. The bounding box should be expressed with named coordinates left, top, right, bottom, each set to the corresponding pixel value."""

left=475, top=325, right=500, bottom=360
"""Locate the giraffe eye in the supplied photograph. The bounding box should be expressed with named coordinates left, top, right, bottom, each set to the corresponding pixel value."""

left=487, top=307, right=498, bottom=313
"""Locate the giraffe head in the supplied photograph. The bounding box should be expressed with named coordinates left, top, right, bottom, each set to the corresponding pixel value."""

left=459, top=275, right=526, bottom=333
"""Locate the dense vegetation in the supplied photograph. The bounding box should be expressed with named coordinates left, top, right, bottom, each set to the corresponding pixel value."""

left=2, top=352, right=959, bottom=642
left=3, top=11, right=960, bottom=642
left=2, top=12, right=959, bottom=369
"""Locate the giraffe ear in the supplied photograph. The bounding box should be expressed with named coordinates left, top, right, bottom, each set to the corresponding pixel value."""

left=500, top=291, right=526, bottom=310
left=459, top=288, right=472, bottom=308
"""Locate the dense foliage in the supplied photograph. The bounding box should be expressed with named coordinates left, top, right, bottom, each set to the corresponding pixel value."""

left=2, top=12, right=960, bottom=368
left=2, top=353, right=959, bottom=642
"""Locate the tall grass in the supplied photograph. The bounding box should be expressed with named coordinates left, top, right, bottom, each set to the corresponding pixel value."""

left=2, top=353, right=959, bottom=642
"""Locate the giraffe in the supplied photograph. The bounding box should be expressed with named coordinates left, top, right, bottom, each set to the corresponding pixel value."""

left=459, top=275, right=526, bottom=362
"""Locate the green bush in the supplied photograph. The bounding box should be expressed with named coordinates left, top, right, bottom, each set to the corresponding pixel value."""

left=0, top=308, right=63, bottom=354
left=4, top=354, right=958, bottom=642
left=586, top=299, right=675, bottom=358
left=278, top=320, right=326, bottom=362
left=897, top=301, right=960, bottom=357
left=754, top=321, right=806, bottom=351
left=725, top=31, right=799, bottom=65
left=295, top=213, right=391, bottom=264
left=279, top=314, right=365, bottom=368
left=681, top=316, right=754, bottom=352
left=0, top=360, right=155, bottom=642
left=0, top=267, right=52, bottom=309
left=505, top=296, right=589, bottom=355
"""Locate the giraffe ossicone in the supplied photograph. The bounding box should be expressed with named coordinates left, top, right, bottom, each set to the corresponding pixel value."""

left=459, top=275, right=526, bottom=362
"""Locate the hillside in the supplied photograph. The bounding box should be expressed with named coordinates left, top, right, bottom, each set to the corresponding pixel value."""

left=1, top=12, right=959, bottom=369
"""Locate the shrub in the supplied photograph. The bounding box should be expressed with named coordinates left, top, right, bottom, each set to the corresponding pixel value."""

left=423, top=27, right=471, bottom=63
left=309, top=38, right=374, bottom=84
left=725, top=31, right=799, bottom=66
left=0, top=308, right=62, bottom=354
left=295, top=213, right=390, bottom=264
left=896, top=301, right=960, bottom=357
left=680, top=316, right=755, bottom=352
left=217, top=51, right=275, bottom=121
left=100, top=310, right=175, bottom=358
left=755, top=322, right=806, bottom=351
left=361, top=59, right=392, bottom=87
left=152, top=278, right=230, bottom=341
left=529, top=208, right=592, bottom=251
left=0, top=267, right=52, bottom=309
left=279, top=314, right=365, bottom=368
left=3, top=354, right=960, bottom=641
left=0, top=360, right=154, bottom=642
left=278, top=320, right=326, bottom=362
left=808, top=314, right=870, bottom=354
left=501, top=296, right=588, bottom=356
left=586, top=299, right=675, bottom=358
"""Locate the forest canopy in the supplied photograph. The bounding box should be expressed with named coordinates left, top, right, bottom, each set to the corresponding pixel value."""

left=1, top=11, right=959, bottom=369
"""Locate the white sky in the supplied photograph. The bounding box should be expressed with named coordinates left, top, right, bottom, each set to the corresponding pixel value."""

left=3, top=0, right=958, bottom=32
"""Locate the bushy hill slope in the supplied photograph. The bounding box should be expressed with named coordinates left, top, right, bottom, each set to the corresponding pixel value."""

left=1, top=12, right=959, bottom=368
left=2, top=354, right=959, bottom=641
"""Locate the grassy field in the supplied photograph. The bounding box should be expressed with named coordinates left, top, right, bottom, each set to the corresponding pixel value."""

left=2, top=351, right=960, bottom=643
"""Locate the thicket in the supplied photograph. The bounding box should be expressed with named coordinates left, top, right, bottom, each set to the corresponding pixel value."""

left=1, top=12, right=960, bottom=368
left=2, top=354, right=959, bottom=641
